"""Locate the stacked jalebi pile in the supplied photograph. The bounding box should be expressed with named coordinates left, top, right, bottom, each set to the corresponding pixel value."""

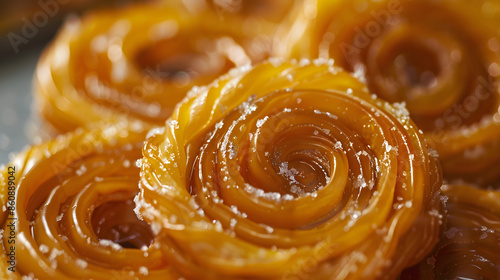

left=2, top=0, right=499, bottom=279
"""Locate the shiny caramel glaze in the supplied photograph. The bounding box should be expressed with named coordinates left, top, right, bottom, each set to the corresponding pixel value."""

left=401, top=184, right=500, bottom=279
left=34, top=1, right=274, bottom=134
left=0, top=121, right=175, bottom=279
left=291, top=0, right=500, bottom=186
left=136, top=59, right=442, bottom=279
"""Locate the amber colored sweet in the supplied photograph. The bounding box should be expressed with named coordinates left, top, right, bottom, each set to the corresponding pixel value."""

left=0, top=121, right=175, bottom=279
left=401, top=184, right=500, bottom=279
left=292, top=0, right=500, bottom=186
left=137, top=59, right=442, bottom=279
left=34, top=2, right=273, bottom=134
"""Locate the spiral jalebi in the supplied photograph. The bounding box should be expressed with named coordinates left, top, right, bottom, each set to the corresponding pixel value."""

left=0, top=121, right=175, bottom=279
left=34, top=2, right=273, bottom=133
left=137, top=59, right=442, bottom=279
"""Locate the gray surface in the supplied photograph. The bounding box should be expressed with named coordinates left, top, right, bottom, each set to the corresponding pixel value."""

left=0, top=44, right=45, bottom=164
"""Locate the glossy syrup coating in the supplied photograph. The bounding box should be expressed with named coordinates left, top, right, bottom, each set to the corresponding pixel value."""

left=0, top=121, right=176, bottom=279
left=34, top=1, right=273, bottom=134
left=291, top=0, right=500, bottom=187
left=137, top=59, right=442, bottom=279
left=401, top=184, right=500, bottom=279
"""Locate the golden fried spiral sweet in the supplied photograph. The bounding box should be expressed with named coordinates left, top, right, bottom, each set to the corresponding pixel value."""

left=34, top=1, right=272, bottom=133
left=401, top=184, right=500, bottom=279
left=0, top=121, right=175, bottom=279
left=294, top=0, right=500, bottom=186
left=137, top=59, right=442, bottom=279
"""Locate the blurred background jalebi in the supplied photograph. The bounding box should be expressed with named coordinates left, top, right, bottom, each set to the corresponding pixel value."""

left=0, top=0, right=303, bottom=162
left=34, top=1, right=271, bottom=133
left=284, top=0, right=500, bottom=188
